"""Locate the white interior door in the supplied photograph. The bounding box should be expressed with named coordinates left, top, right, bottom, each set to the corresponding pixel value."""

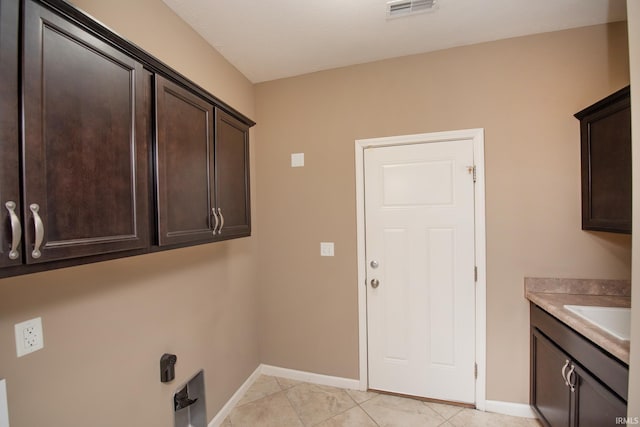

left=365, top=139, right=476, bottom=404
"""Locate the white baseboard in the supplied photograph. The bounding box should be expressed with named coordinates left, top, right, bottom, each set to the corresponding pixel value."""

left=208, top=366, right=262, bottom=427
left=260, top=365, right=362, bottom=391
left=484, top=400, right=538, bottom=419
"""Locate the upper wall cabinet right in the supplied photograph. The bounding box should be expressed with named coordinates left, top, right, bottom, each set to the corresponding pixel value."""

left=575, top=86, right=631, bottom=234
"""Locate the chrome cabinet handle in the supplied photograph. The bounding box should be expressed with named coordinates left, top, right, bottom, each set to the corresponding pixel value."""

left=211, top=207, right=219, bottom=236
left=561, top=360, right=570, bottom=386
left=217, top=208, right=224, bottom=234
left=5, top=201, right=21, bottom=260
left=30, top=204, right=43, bottom=259
left=370, top=279, right=380, bottom=289
left=566, top=364, right=576, bottom=392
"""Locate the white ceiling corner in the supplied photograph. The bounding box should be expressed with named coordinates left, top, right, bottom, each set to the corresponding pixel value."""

left=161, top=0, right=627, bottom=83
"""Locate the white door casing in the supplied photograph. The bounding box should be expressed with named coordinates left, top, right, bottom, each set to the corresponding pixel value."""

left=355, top=129, right=486, bottom=409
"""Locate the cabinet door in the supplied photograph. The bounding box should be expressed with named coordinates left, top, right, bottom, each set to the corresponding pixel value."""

left=155, top=75, right=215, bottom=246
left=531, top=329, right=572, bottom=427
left=214, top=109, right=251, bottom=239
left=22, top=0, right=150, bottom=263
left=577, top=87, right=631, bottom=233
left=0, top=0, right=21, bottom=267
left=573, top=364, right=626, bottom=427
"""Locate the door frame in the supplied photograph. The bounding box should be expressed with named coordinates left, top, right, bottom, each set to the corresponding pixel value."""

left=354, top=128, right=486, bottom=410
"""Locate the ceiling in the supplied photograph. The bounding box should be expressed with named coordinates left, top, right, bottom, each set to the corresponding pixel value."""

left=161, top=0, right=627, bottom=83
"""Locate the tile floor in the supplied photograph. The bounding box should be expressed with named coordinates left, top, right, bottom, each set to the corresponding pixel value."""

left=222, top=375, right=542, bottom=427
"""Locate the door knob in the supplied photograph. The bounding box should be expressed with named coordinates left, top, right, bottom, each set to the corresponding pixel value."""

left=370, top=279, right=380, bottom=288
left=370, top=260, right=379, bottom=269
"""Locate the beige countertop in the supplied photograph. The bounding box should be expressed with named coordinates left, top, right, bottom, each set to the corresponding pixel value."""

left=525, top=277, right=631, bottom=365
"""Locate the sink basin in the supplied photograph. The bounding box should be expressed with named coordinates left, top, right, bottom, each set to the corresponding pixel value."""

left=564, top=305, right=631, bottom=341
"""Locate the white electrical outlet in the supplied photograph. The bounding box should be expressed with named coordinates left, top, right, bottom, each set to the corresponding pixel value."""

left=15, top=317, right=44, bottom=357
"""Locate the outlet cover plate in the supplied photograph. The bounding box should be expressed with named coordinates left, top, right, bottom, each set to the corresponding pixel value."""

left=15, top=317, right=44, bottom=357
left=320, top=242, right=335, bottom=257
left=291, top=153, right=304, bottom=167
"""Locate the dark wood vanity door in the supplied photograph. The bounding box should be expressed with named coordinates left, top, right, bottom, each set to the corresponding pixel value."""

left=214, top=109, right=251, bottom=239
left=531, top=329, right=572, bottom=427
left=0, top=0, right=22, bottom=267
left=573, top=364, right=626, bottom=427
left=22, top=0, right=150, bottom=263
left=155, top=75, right=216, bottom=246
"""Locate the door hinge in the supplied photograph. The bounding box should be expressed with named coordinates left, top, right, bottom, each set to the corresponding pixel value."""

left=474, top=266, right=478, bottom=282
left=467, top=165, right=477, bottom=182
left=474, top=363, right=478, bottom=379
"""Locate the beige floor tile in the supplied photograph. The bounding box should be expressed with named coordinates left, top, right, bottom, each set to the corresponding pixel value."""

left=345, top=389, right=379, bottom=404
left=229, top=391, right=303, bottom=427
left=276, top=377, right=303, bottom=390
left=237, top=375, right=282, bottom=406
left=424, top=401, right=464, bottom=420
left=220, top=417, right=232, bottom=426
left=448, top=408, right=538, bottom=427
left=360, top=394, right=445, bottom=427
left=315, top=406, right=379, bottom=427
left=286, top=382, right=357, bottom=426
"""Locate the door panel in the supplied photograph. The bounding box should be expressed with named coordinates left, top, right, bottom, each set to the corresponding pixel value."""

left=574, top=364, right=626, bottom=427
left=22, top=0, right=149, bottom=263
left=531, top=330, right=572, bottom=427
left=155, top=75, right=215, bottom=246
left=0, top=0, right=21, bottom=267
left=365, top=139, right=475, bottom=403
left=214, top=109, right=251, bottom=239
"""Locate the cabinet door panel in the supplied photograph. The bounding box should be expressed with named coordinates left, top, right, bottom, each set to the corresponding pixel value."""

left=215, top=109, right=250, bottom=239
left=574, top=364, right=626, bottom=427
left=532, top=330, right=571, bottom=427
left=155, top=75, right=215, bottom=246
left=0, top=0, right=21, bottom=267
left=22, top=0, right=149, bottom=263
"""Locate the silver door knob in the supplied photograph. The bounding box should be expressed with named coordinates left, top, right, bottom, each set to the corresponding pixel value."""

left=370, top=279, right=380, bottom=288
left=370, top=260, right=379, bottom=269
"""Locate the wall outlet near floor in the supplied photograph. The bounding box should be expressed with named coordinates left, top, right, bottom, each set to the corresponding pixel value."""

left=15, top=317, right=44, bottom=357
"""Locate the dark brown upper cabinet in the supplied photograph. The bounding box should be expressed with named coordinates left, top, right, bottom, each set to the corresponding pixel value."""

left=575, top=86, right=631, bottom=234
left=0, top=0, right=254, bottom=277
left=20, top=0, right=150, bottom=263
left=214, top=109, right=251, bottom=240
left=0, top=0, right=21, bottom=268
left=154, top=79, right=252, bottom=246
left=155, top=75, right=216, bottom=246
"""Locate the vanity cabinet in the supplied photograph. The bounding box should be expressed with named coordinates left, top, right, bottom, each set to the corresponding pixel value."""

left=20, top=0, right=151, bottom=263
left=0, top=0, right=21, bottom=267
left=575, top=86, right=631, bottom=234
left=530, top=305, right=628, bottom=427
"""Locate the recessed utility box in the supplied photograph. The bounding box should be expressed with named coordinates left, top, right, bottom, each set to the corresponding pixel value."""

left=174, top=370, right=206, bottom=427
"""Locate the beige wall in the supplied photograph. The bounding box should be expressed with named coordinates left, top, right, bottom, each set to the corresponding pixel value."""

left=0, top=1, right=258, bottom=426
left=628, top=0, right=640, bottom=419
left=255, top=23, right=631, bottom=403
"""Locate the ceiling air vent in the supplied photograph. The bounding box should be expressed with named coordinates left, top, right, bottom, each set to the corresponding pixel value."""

left=386, top=0, right=438, bottom=18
